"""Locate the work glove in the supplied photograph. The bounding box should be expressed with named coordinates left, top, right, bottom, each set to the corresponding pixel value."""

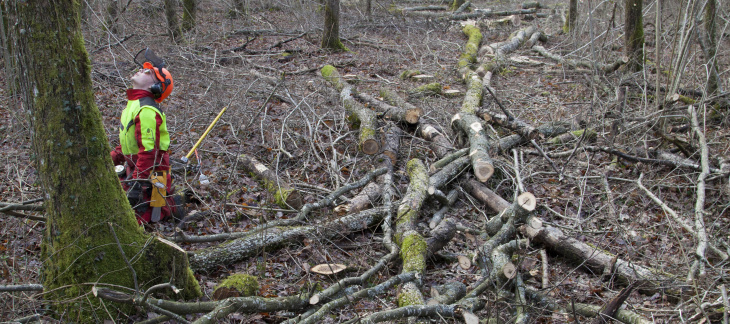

left=126, top=180, right=150, bottom=213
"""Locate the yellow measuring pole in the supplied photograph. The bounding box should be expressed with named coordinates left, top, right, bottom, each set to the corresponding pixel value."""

left=185, top=106, right=228, bottom=160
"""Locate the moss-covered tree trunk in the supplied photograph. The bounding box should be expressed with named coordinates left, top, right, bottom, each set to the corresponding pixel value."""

left=624, top=0, right=643, bottom=71
left=182, top=0, right=196, bottom=32
left=3, top=1, right=200, bottom=321
left=322, top=0, right=347, bottom=51
left=563, top=0, right=577, bottom=33
left=164, top=0, right=181, bottom=41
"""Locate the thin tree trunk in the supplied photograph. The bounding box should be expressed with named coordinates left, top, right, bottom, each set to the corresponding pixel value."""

left=3, top=0, right=200, bottom=319
left=704, top=0, right=719, bottom=96
left=625, top=0, right=644, bottom=71
left=564, top=0, right=577, bottom=33
left=164, top=0, right=181, bottom=41
left=322, top=0, right=347, bottom=50
left=182, top=0, right=197, bottom=32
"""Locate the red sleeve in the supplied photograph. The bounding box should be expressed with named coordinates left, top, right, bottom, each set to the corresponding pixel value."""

left=110, top=145, right=125, bottom=166
left=131, top=114, right=164, bottom=180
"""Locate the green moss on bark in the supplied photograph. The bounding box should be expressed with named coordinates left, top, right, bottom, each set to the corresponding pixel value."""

left=214, top=274, right=259, bottom=297
left=400, top=233, right=427, bottom=273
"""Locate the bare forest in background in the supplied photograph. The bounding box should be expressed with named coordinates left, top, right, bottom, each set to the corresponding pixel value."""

left=2, top=0, right=730, bottom=322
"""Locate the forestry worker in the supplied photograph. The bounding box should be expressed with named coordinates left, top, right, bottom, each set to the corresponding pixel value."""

left=110, top=49, right=181, bottom=224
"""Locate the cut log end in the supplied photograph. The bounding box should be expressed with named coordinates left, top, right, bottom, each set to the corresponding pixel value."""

left=361, top=139, right=380, bottom=155
left=474, top=162, right=495, bottom=182
left=517, top=192, right=537, bottom=211
left=502, top=262, right=516, bottom=279
left=405, top=108, right=423, bottom=124
left=309, top=294, right=320, bottom=305
left=458, top=255, right=472, bottom=269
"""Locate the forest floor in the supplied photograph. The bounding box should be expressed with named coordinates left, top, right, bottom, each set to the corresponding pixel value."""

left=2, top=0, right=730, bottom=322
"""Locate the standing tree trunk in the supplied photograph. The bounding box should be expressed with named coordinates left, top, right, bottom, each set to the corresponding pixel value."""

left=105, top=0, right=119, bottom=34
left=2, top=1, right=200, bottom=320
left=322, top=0, right=347, bottom=51
left=231, top=0, right=246, bottom=17
left=625, top=0, right=644, bottom=71
left=182, top=0, right=196, bottom=32
left=563, top=0, right=577, bottom=33
left=164, top=0, right=181, bottom=41
left=704, top=0, right=719, bottom=96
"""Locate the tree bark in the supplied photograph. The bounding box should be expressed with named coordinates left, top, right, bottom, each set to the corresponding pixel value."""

left=182, top=0, right=197, bottom=32
left=321, top=65, right=380, bottom=154
left=395, top=159, right=429, bottom=307
left=237, top=154, right=303, bottom=209
left=624, top=0, right=643, bottom=71
left=451, top=113, right=494, bottom=182
left=322, top=0, right=347, bottom=50
left=190, top=206, right=388, bottom=272
left=354, top=91, right=422, bottom=125
left=564, top=0, right=577, bottom=33
left=378, top=88, right=424, bottom=124
left=4, top=1, right=200, bottom=319
left=164, top=0, right=181, bottom=41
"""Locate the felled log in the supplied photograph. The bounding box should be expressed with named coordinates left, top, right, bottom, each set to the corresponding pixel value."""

left=429, top=189, right=460, bottom=229
left=395, top=159, right=430, bottom=307
left=521, top=223, right=681, bottom=297
left=451, top=112, right=494, bottom=182
left=429, top=156, right=470, bottom=191
left=428, top=281, right=467, bottom=305
left=476, top=193, right=536, bottom=274
left=430, top=148, right=468, bottom=173
left=526, top=288, right=652, bottom=324
left=547, top=128, right=597, bottom=145
left=476, top=26, right=535, bottom=76
left=457, top=24, right=482, bottom=78
left=237, top=154, right=303, bottom=209
left=449, top=8, right=538, bottom=21
left=321, top=65, right=380, bottom=155
left=354, top=91, right=421, bottom=125
left=532, top=45, right=628, bottom=74
left=426, top=218, right=457, bottom=256
left=417, top=122, right=455, bottom=159
left=190, top=206, right=388, bottom=272
left=490, top=239, right=528, bottom=285
left=479, top=108, right=539, bottom=140
left=378, top=88, right=423, bottom=124
left=408, top=82, right=442, bottom=98
left=461, top=71, right=483, bottom=113
left=496, top=121, right=570, bottom=152
left=335, top=124, right=402, bottom=215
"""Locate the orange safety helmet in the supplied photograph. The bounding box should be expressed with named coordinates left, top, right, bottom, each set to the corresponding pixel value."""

left=135, top=48, right=174, bottom=103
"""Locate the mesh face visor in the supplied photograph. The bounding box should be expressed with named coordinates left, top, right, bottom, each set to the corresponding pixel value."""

left=134, top=48, right=166, bottom=69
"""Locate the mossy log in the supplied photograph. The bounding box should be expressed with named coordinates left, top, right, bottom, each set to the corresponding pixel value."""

left=418, top=123, right=455, bottom=159
left=476, top=193, right=536, bottom=274
left=342, top=88, right=380, bottom=154
left=190, top=206, right=388, bottom=272
left=237, top=154, right=303, bottom=209
left=547, top=128, right=597, bottom=145
left=213, top=274, right=259, bottom=300
left=408, top=82, right=442, bottom=98
left=321, top=66, right=379, bottom=154
left=378, top=88, right=424, bottom=124
left=395, top=159, right=430, bottom=307
left=461, top=71, right=483, bottom=113
left=451, top=113, right=495, bottom=182
left=457, top=24, right=483, bottom=77
left=354, top=91, right=422, bottom=125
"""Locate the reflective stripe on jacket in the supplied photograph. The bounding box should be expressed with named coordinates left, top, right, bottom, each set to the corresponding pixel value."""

left=120, top=96, right=170, bottom=154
